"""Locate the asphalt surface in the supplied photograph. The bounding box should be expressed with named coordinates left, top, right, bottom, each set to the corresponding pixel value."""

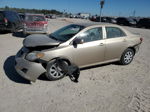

left=0, top=18, right=150, bottom=112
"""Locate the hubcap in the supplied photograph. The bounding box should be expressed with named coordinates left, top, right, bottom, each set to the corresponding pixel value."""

left=49, top=63, right=64, bottom=78
left=124, top=51, right=133, bottom=64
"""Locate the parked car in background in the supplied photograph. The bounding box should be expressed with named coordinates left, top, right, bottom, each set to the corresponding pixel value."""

left=90, top=16, right=103, bottom=22
left=45, top=14, right=56, bottom=19
left=18, top=13, right=25, bottom=21
left=79, top=13, right=90, bottom=19
left=105, top=17, right=117, bottom=24
left=49, top=14, right=56, bottom=19
left=15, top=23, right=143, bottom=82
left=90, top=16, right=117, bottom=24
left=23, top=13, right=48, bottom=35
left=89, top=16, right=97, bottom=22
left=132, top=18, right=140, bottom=23
left=137, top=18, right=150, bottom=29
left=117, top=17, right=136, bottom=26
left=70, top=14, right=81, bottom=18
left=0, top=10, right=22, bottom=32
left=45, top=14, right=50, bottom=19
left=101, top=17, right=117, bottom=24
left=18, top=13, right=25, bottom=26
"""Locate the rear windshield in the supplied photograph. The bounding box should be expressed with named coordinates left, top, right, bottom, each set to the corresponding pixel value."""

left=4, top=11, right=20, bottom=21
left=25, top=15, right=45, bottom=21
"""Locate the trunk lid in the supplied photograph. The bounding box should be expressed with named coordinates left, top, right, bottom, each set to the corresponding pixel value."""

left=25, top=21, right=47, bottom=28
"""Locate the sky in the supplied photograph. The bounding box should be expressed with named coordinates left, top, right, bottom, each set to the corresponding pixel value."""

left=0, top=0, right=150, bottom=17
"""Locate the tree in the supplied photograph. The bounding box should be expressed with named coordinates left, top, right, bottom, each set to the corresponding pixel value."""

left=4, top=6, right=9, bottom=10
left=0, top=6, right=63, bottom=15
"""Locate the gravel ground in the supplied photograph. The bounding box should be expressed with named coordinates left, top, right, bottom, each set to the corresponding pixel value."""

left=0, top=18, right=150, bottom=112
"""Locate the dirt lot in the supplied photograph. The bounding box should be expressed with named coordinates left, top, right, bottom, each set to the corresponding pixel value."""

left=0, top=18, right=150, bottom=112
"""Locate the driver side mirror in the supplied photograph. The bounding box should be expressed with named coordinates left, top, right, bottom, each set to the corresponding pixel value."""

left=73, top=38, right=84, bottom=45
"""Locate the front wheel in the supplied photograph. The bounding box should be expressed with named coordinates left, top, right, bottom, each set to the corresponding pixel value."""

left=46, top=60, right=66, bottom=81
left=120, top=48, right=135, bottom=65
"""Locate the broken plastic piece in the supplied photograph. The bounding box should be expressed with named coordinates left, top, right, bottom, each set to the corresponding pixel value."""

left=56, top=59, right=80, bottom=83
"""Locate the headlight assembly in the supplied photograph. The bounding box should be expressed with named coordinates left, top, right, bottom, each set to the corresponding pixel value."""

left=26, top=52, right=44, bottom=61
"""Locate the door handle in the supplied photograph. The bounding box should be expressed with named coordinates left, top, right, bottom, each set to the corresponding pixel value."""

left=123, top=39, right=127, bottom=42
left=99, top=43, right=104, bottom=46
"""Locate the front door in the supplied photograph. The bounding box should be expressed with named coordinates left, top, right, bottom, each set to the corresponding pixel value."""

left=71, top=27, right=105, bottom=67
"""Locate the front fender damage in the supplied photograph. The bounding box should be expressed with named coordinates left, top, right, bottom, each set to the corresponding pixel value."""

left=55, top=58, right=80, bottom=83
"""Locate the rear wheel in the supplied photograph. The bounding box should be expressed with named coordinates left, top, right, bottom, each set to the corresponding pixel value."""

left=120, top=48, right=135, bottom=65
left=46, top=60, right=67, bottom=81
left=11, top=24, right=17, bottom=33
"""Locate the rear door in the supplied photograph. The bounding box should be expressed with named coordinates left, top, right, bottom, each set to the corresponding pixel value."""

left=105, top=26, right=128, bottom=61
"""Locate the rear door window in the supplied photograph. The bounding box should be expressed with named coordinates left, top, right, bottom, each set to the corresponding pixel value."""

left=106, top=27, right=126, bottom=39
left=26, top=15, right=45, bottom=22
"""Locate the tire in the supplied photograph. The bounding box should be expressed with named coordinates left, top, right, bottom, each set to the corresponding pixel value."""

left=120, top=48, right=135, bottom=65
left=11, top=24, right=16, bottom=33
left=45, top=60, right=67, bottom=81
left=23, top=32, right=27, bottom=37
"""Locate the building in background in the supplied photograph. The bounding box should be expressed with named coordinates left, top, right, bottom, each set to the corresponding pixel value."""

left=79, top=13, right=90, bottom=19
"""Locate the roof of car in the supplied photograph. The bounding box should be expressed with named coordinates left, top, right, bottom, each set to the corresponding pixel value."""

left=0, top=10, right=17, bottom=13
left=25, top=13, right=44, bottom=16
left=73, top=22, right=117, bottom=27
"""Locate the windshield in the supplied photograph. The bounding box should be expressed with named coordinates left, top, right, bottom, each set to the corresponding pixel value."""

left=49, top=24, right=85, bottom=42
left=26, top=15, right=45, bottom=21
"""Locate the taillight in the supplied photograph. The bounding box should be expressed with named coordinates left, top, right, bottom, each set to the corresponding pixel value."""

left=44, top=23, right=48, bottom=28
left=140, top=38, right=143, bottom=43
left=4, top=18, right=8, bottom=25
left=44, top=21, right=48, bottom=28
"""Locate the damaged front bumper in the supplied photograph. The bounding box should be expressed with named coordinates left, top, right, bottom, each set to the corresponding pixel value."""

left=15, top=48, right=46, bottom=82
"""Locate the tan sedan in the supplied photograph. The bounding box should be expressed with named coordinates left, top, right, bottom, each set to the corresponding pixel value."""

left=15, top=23, right=143, bottom=82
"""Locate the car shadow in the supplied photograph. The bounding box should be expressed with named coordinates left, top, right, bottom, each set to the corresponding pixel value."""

left=38, top=62, right=119, bottom=82
left=0, top=30, right=11, bottom=34
left=38, top=73, right=50, bottom=81
left=12, top=31, right=26, bottom=38
left=80, top=62, right=118, bottom=71
left=3, top=56, right=31, bottom=84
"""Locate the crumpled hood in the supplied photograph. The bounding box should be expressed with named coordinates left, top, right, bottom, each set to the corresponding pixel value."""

left=23, top=34, right=60, bottom=47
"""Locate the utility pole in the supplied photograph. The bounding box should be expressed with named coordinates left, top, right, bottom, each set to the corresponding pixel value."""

left=100, top=0, right=105, bottom=22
